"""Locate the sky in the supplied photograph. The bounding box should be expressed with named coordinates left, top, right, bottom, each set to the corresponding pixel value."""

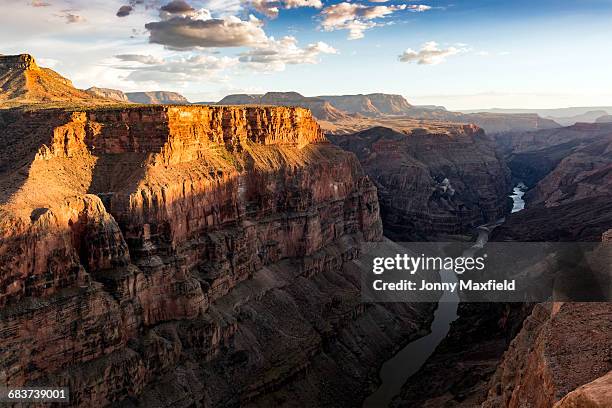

left=2, top=0, right=612, bottom=110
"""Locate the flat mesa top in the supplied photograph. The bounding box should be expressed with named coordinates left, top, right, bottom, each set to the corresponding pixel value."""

left=0, top=54, right=39, bottom=70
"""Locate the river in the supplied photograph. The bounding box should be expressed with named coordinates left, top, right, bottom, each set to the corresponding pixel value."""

left=361, top=268, right=459, bottom=408
left=510, top=182, right=527, bottom=213
left=362, top=184, right=527, bottom=407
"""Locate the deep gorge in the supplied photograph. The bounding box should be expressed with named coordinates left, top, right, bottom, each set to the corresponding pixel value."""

left=1, top=102, right=610, bottom=407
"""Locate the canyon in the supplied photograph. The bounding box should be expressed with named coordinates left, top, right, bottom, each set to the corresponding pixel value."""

left=0, top=97, right=438, bottom=406
left=1, top=54, right=610, bottom=408
left=387, top=120, right=612, bottom=407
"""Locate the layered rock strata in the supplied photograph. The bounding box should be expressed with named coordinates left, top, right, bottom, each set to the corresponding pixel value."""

left=330, top=125, right=512, bottom=240
left=0, top=105, right=433, bottom=406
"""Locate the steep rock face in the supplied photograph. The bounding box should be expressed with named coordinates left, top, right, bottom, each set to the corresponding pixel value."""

left=483, top=302, right=612, bottom=408
left=0, top=105, right=432, bottom=406
left=330, top=125, right=511, bottom=240
left=126, top=91, right=189, bottom=104
left=85, top=87, right=130, bottom=102
left=0, top=54, right=102, bottom=106
left=217, top=92, right=349, bottom=121
left=479, top=231, right=611, bottom=408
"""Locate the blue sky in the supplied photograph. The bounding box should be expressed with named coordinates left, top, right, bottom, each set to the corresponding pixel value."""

left=2, top=0, right=612, bottom=109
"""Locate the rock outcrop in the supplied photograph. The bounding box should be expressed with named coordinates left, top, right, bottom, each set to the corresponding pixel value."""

left=0, top=54, right=103, bottom=106
left=126, top=91, right=189, bottom=104
left=330, top=125, right=511, bottom=240
left=0, top=104, right=433, bottom=407
left=217, top=92, right=349, bottom=121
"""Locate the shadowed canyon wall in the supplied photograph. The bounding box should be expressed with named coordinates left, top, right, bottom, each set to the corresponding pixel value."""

left=0, top=105, right=435, bottom=407
left=330, top=125, right=512, bottom=240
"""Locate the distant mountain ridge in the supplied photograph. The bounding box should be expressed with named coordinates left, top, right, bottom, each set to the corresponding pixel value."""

left=544, top=110, right=610, bottom=126
left=214, top=91, right=560, bottom=134
left=85, top=87, right=129, bottom=102
left=216, top=91, right=348, bottom=121
left=460, top=106, right=612, bottom=118
left=318, top=93, right=413, bottom=116
left=126, top=91, right=189, bottom=105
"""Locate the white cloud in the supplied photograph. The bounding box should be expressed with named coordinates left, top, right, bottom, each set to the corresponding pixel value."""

left=245, top=0, right=323, bottom=19
left=248, top=0, right=280, bottom=18
left=239, top=36, right=337, bottom=71
left=284, top=0, right=323, bottom=9
left=408, top=5, right=431, bottom=12
left=115, top=54, right=239, bottom=83
left=145, top=11, right=269, bottom=49
left=37, top=57, right=60, bottom=68
left=115, top=54, right=165, bottom=64
left=320, top=2, right=424, bottom=40
left=399, top=41, right=464, bottom=65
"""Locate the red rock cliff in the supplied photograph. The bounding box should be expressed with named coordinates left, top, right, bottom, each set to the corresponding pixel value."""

left=0, top=105, right=432, bottom=407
